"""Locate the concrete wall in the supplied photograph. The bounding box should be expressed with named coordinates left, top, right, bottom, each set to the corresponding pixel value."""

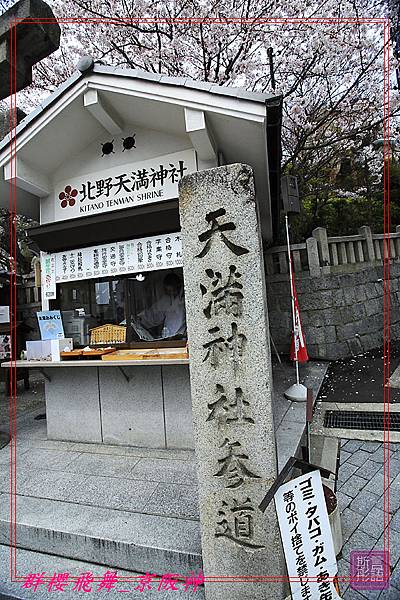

left=266, top=261, right=400, bottom=360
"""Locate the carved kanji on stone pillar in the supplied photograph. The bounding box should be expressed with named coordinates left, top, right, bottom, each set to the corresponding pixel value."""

left=179, top=163, right=284, bottom=600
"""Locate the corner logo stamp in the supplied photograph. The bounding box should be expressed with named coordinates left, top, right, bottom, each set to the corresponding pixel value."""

left=350, top=550, right=389, bottom=591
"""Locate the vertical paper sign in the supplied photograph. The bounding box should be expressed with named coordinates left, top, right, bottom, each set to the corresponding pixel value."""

left=172, top=233, right=183, bottom=265
left=144, top=238, right=154, bottom=269
left=100, top=245, right=109, bottom=276
left=108, top=243, right=118, bottom=275
left=76, top=249, right=84, bottom=278
left=41, top=252, right=56, bottom=299
left=117, top=242, right=127, bottom=273
left=68, top=250, right=78, bottom=281
left=154, top=237, right=164, bottom=269
left=275, top=470, right=342, bottom=600
left=124, top=240, right=136, bottom=272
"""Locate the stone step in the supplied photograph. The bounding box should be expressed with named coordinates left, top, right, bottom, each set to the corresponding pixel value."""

left=0, top=544, right=205, bottom=599
left=0, top=494, right=202, bottom=576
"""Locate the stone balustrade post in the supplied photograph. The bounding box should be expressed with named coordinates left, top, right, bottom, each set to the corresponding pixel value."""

left=306, top=237, right=321, bottom=277
left=396, top=225, right=400, bottom=258
left=312, top=227, right=330, bottom=267
left=358, top=226, right=376, bottom=262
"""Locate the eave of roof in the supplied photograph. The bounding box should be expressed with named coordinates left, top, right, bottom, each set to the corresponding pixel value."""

left=0, top=64, right=280, bottom=154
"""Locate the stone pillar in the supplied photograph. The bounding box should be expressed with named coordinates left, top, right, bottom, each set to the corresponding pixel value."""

left=396, top=225, right=400, bottom=258
left=179, top=163, right=284, bottom=600
left=306, top=237, right=321, bottom=277
left=358, top=226, right=375, bottom=262
left=312, top=227, right=330, bottom=267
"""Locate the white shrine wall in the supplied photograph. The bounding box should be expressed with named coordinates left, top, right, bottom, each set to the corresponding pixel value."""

left=40, top=124, right=195, bottom=225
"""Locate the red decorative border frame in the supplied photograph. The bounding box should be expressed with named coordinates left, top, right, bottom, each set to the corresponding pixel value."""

left=6, top=15, right=392, bottom=591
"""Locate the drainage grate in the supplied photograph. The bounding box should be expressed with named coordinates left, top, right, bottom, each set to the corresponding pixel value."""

left=324, top=410, right=400, bottom=432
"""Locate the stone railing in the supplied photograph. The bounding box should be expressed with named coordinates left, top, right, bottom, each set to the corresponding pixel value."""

left=17, top=270, right=41, bottom=341
left=20, top=272, right=41, bottom=306
left=265, top=225, right=400, bottom=277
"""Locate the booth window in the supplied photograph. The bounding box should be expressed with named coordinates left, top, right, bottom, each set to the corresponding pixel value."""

left=52, top=268, right=186, bottom=346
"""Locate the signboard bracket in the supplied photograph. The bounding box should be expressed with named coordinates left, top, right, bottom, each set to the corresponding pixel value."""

left=258, top=456, right=333, bottom=513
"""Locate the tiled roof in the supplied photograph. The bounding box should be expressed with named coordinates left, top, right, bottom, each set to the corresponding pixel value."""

left=93, top=64, right=276, bottom=104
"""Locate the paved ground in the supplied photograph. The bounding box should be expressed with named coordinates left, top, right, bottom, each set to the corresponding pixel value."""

left=0, top=414, right=200, bottom=518
left=0, top=359, right=327, bottom=600
left=4, top=363, right=400, bottom=598
left=318, top=348, right=400, bottom=404
left=0, top=372, right=45, bottom=428
left=337, top=438, right=400, bottom=599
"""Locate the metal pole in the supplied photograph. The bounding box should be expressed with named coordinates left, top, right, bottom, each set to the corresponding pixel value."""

left=285, top=214, right=300, bottom=386
left=270, top=332, right=282, bottom=364
left=267, top=47, right=276, bottom=91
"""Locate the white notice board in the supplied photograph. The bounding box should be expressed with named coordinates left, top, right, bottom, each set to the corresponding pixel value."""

left=275, top=470, right=342, bottom=600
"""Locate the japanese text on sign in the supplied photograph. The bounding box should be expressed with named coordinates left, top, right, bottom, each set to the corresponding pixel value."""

left=54, top=150, right=197, bottom=222
left=275, top=470, right=342, bottom=600
left=41, top=233, right=182, bottom=299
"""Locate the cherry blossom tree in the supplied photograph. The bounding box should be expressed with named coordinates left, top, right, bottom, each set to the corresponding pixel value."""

left=2, top=0, right=398, bottom=237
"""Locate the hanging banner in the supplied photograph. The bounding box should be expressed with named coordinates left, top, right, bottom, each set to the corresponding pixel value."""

left=275, top=470, right=342, bottom=600
left=289, top=274, right=309, bottom=363
left=40, top=232, right=183, bottom=291
left=54, top=149, right=197, bottom=222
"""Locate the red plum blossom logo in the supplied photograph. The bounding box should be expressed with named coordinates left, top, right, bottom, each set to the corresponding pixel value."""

left=59, top=185, right=78, bottom=208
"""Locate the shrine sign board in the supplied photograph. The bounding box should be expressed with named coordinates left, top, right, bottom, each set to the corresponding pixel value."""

left=54, top=149, right=197, bottom=222
left=179, top=163, right=284, bottom=600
